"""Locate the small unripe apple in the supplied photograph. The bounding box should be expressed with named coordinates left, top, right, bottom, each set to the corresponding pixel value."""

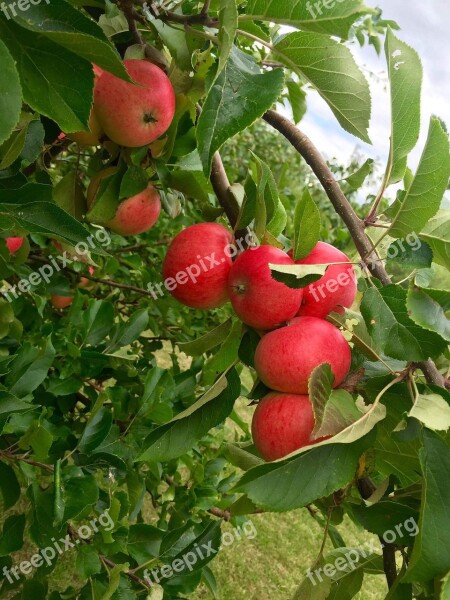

left=6, top=237, right=24, bottom=254
left=227, top=245, right=303, bottom=330
left=252, top=393, right=317, bottom=461
left=51, top=294, right=74, bottom=309
left=254, top=316, right=351, bottom=394
left=291, top=242, right=357, bottom=318
left=162, top=223, right=233, bottom=309
left=94, top=59, right=176, bottom=147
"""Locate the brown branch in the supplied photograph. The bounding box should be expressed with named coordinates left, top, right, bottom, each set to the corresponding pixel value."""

left=0, top=450, right=54, bottom=473
left=210, top=152, right=241, bottom=227
left=208, top=506, right=231, bottom=521
left=139, top=0, right=218, bottom=27
left=262, top=109, right=445, bottom=389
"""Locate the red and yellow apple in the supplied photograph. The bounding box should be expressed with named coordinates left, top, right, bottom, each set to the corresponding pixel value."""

left=254, top=316, right=351, bottom=394
left=227, top=245, right=303, bottom=330
left=252, top=392, right=317, bottom=461
left=94, top=59, right=176, bottom=147
left=51, top=295, right=74, bottom=309
left=162, top=223, right=233, bottom=310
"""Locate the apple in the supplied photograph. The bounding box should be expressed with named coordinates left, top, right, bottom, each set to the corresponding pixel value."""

left=254, top=316, right=351, bottom=394
left=79, top=266, right=95, bottom=290
left=291, top=242, right=357, bottom=318
left=162, top=223, right=233, bottom=309
left=87, top=170, right=161, bottom=236
left=94, top=59, right=176, bottom=147
left=252, top=392, right=317, bottom=461
left=227, top=245, right=303, bottom=330
left=51, top=294, right=74, bottom=309
left=6, top=237, right=24, bottom=254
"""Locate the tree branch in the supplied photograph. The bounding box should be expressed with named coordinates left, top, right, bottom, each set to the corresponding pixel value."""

left=262, top=109, right=445, bottom=388
left=210, top=152, right=240, bottom=227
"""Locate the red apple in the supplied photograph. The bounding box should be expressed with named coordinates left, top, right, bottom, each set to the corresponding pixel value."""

left=94, top=59, right=176, bottom=147
left=51, top=295, right=74, bottom=309
left=291, top=242, right=357, bottom=318
left=227, top=245, right=303, bottom=330
left=6, top=237, right=24, bottom=253
left=252, top=393, right=316, bottom=461
left=162, top=223, right=233, bottom=309
left=254, top=316, right=351, bottom=394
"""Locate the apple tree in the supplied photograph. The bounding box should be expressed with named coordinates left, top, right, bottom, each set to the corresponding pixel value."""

left=0, top=1, right=449, bottom=599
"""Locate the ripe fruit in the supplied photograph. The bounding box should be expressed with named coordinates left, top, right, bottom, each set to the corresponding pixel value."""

left=51, top=295, right=74, bottom=309
left=94, top=59, right=176, bottom=147
left=292, top=242, right=357, bottom=318
left=252, top=393, right=316, bottom=461
left=6, top=237, right=24, bottom=253
left=254, top=316, right=351, bottom=394
left=162, top=223, right=233, bottom=310
left=87, top=170, right=161, bottom=236
left=227, top=246, right=303, bottom=330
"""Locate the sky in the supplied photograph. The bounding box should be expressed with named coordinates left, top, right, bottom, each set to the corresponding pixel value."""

left=287, top=0, right=450, bottom=186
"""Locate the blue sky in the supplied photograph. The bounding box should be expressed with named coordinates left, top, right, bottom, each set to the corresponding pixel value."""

left=287, top=0, right=450, bottom=190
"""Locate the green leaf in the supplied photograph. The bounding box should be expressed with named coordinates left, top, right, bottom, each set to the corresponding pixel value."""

left=107, top=308, right=149, bottom=351
left=76, top=545, right=102, bottom=578
left=407, top=285, right=450, bottom=342
left=197, top=47, right=284, bottom=175
left=251, top=153, right=287, bottom=239
left=269, top=262, right=328, bottom=288
left=0, top=461, right=20, bottom=510
left=244, top=0, right=373, bottom=39
left=0, top=514, right=25, bottom=556
left=53, top=172, right=87, bottom=220
left=344, top=158, right=374, bottom=190
left=127, top=524, right=163, bottom=563
left=384, top=29, right=423, bottom=184
left=78, top=407, right=113, bottom=453
left=409, top=394, right=450, bottom=432
left=0, top=39, right=22, bottom=145
left=13, top=0, right=128, bottom=79
left=403, top=430, right=450, bottom=583
left=82, top=300, right=115, bottom=345
left=203, top=321, right=242, bottom=384
left=119, top=166, right=148, bottom=200
left=386, top=239, right=433, bottom=270
left=234, top=435, right=370, bottom=511
left=360, top=285, right=447, bottom=361
left=292, top=188, right=321, bottom=260
left=274, top=32, right=371, bottom=143
left=389, top=118, right=450, bottom=238
left=441, top=572, right=450, bottom=600
left=137, top=369, right=240, bottom=462
left=8, top=337, right=55, bottom=398
left=419, top=210, right=450, bottom=270
left=178, top=319, right=233, bottom=356
left=286, top=80, right=307, bottom=124
left=217, top=0, right=238, bottom=76
left=0, top=19, right=93, bottom=132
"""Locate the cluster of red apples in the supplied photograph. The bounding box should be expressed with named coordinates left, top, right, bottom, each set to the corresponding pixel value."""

left=68, top=60, right=176, bottom=237
left=163, top=223, right=357, bottom=461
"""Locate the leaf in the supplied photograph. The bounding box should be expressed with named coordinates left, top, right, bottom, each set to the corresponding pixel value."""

left=252, top=153, right=287, bottom=238
left=13, top=0, right=128, bottom=79
left=419, top=210, right=450, bottom=270
left=137, top=369, right=240, bottom=462
left=244, top=0, right=373, bottom=39
left=292, top=189, right=321, bottom=260
left=409, top=394, right=450, bottom=432
left=8, top=337, right=55, bottom=398
left=78, top=407, right=113, bottom=453
left=0, top=19, right=93, bottom=132
left=441, top=572, right=450, bottom=600
left=344, top=158, right=374, bottom=190
left=274, top=32, right=371, bottom=143
left=406, top=285, right=450, bottom=342
left=0, top=461, right=20, bottom=510
left=360, top=285, right=447, bottom=361
left=177, top=318, right=233, bottom=356
left=384, top=29, right=423, bottom=184
left=389, top=118, right=450, bottom=238
left=127, top=524, right=163, bottom=563
left=82, top=300, right=115, bottom=345
left=269, top=262, right=328, bottom=288
left=0, top=514, right=25, bottom=556
left=217, top=0, right=238, bottom=76
left=233, top=435, right=371, bottom=511
left=403, top=430, right=450, bottom=583
left=386, top=239, right=433, bottom=270
left=76, top=545, right=102, bottom=579
left=107, top=308, right=149, bottom=351
left=0, top=40, right=22, bottom=145
left=119, top=166, right=148, bottom=200
left=197, top=47, right=284, bottom=176
left=286, top=80, right=307, bottom=124
left=53, top=172, right=87, bottom=220
left=328, top=309, right=382, bottom=362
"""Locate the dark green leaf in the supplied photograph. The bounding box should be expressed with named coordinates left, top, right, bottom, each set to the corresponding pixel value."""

left=78, top=407, right=113, bottom=454
left=0, top=39, right=22, bottom=145
left=292, top=188, right=321, bottom=260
